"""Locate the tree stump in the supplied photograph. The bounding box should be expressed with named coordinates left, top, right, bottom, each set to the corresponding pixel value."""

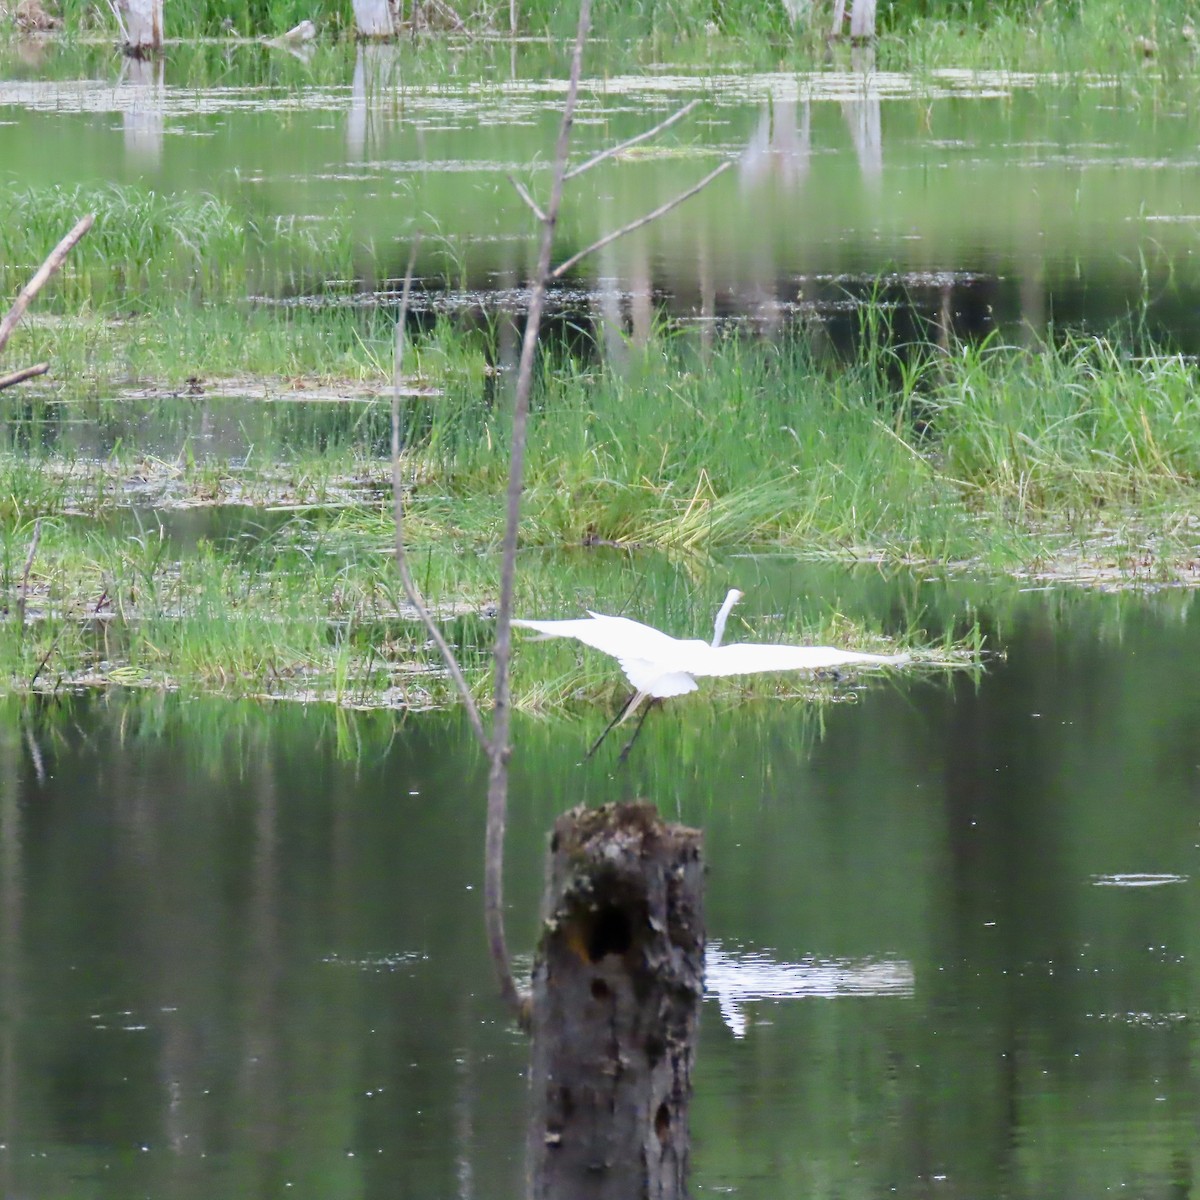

left=118, top=0, right=162, bottom=55
left=527, top=802, right=705, bottom=1200
left=351, top=0, right=396, bottom=38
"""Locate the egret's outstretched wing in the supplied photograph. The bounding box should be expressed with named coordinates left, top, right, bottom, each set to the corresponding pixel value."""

left=693, top=643, right=908, bottom=678
left=512, top=614, right=704, bottom=697
left=513, top=613, right=683, bottom=662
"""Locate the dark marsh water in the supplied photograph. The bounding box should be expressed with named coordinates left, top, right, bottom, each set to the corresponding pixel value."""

left=3, top=38, right=1200, bottom=1200
left=2, top=576, right=1197, bottom=1199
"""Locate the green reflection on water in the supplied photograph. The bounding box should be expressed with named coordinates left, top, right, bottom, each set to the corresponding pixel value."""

left=0, top=576, right=1196, bottom=1198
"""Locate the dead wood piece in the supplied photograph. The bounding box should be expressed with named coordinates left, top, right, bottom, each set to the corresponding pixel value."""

left=0, top=362, right=49, bottom=392
left=0, top=214, right=94, bottom=357
left=14, top=0, right=60, bottom=29
left=528, top=802, right=705, bottom=1200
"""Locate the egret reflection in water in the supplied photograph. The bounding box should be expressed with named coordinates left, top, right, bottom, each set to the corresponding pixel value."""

left=705, top=942, right=916, bottom=1037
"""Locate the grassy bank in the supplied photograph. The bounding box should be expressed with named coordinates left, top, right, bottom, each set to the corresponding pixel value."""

left=5, top=0, right=1194, bottom=74
left=7, top=319, right=1200, bottom=559
left=4, top=308, right=1200, bottom=706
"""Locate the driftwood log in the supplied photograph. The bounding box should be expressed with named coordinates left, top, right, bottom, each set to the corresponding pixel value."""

left=527, top=802, right=705, bottom=1200
left=0, top=214, right=93, bottom=393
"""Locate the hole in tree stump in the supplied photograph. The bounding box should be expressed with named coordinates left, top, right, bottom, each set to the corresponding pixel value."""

left=655, top=1101, right=671, bottom=1144
left=586, top=904, right=633, bottom=962
left=591, top=977, right=610, bottom=1000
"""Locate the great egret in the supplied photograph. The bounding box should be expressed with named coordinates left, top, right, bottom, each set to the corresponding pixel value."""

left=513, top=588, right=908, bottom=758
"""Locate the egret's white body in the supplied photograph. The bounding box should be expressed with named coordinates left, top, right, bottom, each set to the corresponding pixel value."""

left=514, top=588, right=907, bottom=753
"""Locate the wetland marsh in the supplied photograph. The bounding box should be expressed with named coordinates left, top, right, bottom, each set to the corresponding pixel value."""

left=2, top=20, right=1200, bottom=1199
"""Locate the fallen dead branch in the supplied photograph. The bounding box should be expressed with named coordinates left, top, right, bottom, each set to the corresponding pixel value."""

left=0, top=362, right=49, bottom=392
left=0, top=213, right=94, bottom=391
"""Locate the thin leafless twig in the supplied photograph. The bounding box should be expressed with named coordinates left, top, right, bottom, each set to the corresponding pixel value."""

left=428, top=0, right=471, bottom=33
left=484, top=0, right=593, bottom=1031
left=0, top=363, right=50, bottom=392
left=29, top=588, right=109, bottom=690
left=507, top=174, right=546, bottom=223
left=551, top=159, right=732, bottom=281
left=390, top=238, right=492, bottom=751
left=15, top=519, right=41, bottom=628
left=564, top=98, right=701, bottom=180
left=104, top=0, right=130, bottom=43
left=0, top=215, right=94, bottom=356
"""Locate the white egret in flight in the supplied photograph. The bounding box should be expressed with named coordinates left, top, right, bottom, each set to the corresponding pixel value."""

left=514, top=588, right=908, bottom=759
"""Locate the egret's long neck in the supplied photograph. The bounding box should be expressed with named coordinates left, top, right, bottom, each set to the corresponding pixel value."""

left=711, top=589, right=742, bottom=647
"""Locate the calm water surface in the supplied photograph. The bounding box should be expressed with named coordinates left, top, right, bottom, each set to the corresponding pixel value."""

left=2, top=575, right=1197, bottom=1198
left=4, top=44, right=1200, bottom=344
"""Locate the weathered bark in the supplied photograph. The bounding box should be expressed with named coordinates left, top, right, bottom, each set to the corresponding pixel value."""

left=352, top=0, right=395, bottom=39
left=118, top=0, right=162, bottom=55
left=849, top=0, right=876, bottom=40
left=527, top=802, right=705, bottom=1200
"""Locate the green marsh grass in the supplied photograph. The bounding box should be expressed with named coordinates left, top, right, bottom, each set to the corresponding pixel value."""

left=13, top=0, right=1198, bottom=74
left=0, top=184, right=363, bottom=309
left=0, top=493, right=952, bottom=708
left=7, top=316, right=1200, bottom=709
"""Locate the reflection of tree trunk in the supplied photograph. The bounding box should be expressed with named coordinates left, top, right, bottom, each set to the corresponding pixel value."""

left=842, top=50, right=881, bottom=185
left=0, top=720, right=23, bottom=1200
left=454, top=1048, right=475, bottom=1199
left=119, top=0, right=163, bottom=55
left=696, top=227, right=714, bottom=360
left=595, top=242, right=627, bottom=371
left=235, top=755, right=285, bottom=1180
left=739, top=100, right=810, bottom=192
left=348, top=43, right=401, bottom=162
left=1017, top=259, right=1045, bottom=350
left=629, top=243, right=653, bottom=349
left=120, top=54, right=165, bottom=170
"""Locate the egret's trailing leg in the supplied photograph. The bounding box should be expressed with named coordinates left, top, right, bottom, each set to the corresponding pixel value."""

left=585, top=689, right=647, bottom=759
left=616, top=697, right=658, bottom=763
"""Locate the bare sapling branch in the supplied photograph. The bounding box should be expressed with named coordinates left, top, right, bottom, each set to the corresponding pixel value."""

left=390, top=237, right=492, bottom=752
left=551, top=159, right=732, bottom=281
left=0, top=363, right=50, bottom=392
left=563, top=98, right=700, bottom=180
left=484, top=0, right=593, bottom=1030
left=15, top=519, right=42, bottom=629
left=472, top=0, right=720, bottom=1031
left=507, top=174, right=547, bottom=223
left=0, top=214, right=95, bottom=357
